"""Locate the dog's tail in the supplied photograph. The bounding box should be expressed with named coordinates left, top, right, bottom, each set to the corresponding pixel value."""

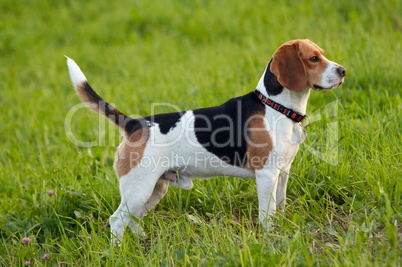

left=66, top=56, right=140, bottom=135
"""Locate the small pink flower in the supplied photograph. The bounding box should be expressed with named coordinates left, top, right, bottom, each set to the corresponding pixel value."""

left=66, top=190, right=70, bottom=194
left=48, top=190, right=54, bottom=196
left=42, top=253, right=50, bottom=259
left=24, top=260, right=31, bottom=265
left=83, top=193, right=87, bottom=198
left=22, top=237, right=31, bottom=244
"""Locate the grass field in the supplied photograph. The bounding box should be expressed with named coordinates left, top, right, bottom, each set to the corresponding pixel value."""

left=0, top=0, right=401, bottom=265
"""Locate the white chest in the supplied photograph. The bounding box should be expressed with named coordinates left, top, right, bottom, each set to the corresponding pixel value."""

left=265, top=107, right=303, bottom=166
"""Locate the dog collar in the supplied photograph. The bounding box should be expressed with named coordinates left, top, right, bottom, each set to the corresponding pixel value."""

left=255, top=89, right=308, bottom=123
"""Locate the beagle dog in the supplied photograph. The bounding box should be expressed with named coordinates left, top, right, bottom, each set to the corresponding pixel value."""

left=66, top=39, right=346, bottom=243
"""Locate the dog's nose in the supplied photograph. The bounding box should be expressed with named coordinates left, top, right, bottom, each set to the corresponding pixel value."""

left=337, top=66, right=346, bottom=77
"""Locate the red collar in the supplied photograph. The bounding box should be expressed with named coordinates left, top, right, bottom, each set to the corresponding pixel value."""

left=255, top=90, right=307, bottom=123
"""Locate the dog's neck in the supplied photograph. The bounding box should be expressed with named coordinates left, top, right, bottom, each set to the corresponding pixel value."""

left=255, top=60, right=311, bottom=115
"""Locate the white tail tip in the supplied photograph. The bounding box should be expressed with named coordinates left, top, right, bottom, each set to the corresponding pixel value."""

left=65, top=56, right=87, bottom=87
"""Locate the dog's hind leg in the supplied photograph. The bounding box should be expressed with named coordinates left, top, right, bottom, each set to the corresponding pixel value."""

left=138, top=179, right=169, bottom=217
left=109, top=195, right=139, bottom=245
left=109, top=166, right=164, bottom=244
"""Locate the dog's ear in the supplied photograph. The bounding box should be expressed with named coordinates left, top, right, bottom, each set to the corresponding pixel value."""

left=270, top=41, right=307, bottom=92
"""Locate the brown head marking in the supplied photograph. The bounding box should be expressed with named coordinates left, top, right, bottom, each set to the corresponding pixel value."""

left=270, top=40, right=307, bottom=92
left=270, top=39, right=331, bottom=92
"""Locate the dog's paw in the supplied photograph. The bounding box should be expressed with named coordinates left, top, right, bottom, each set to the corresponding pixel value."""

left=277, top=200, right=286, bottom=212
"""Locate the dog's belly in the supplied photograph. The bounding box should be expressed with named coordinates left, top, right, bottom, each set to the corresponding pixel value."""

left=159, top=147, right=256, bottom=179
left=178, top=158, right=256, bottom=179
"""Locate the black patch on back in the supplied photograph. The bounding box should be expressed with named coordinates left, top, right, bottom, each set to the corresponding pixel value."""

left=144, top=112, right=183, bottom=134
left=193, top=92, right=265, bottom=166
left=264, top=60, right=284, bottom=96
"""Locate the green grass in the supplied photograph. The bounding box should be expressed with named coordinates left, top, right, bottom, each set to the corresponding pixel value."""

left=0, top=0, right=401, bottom=265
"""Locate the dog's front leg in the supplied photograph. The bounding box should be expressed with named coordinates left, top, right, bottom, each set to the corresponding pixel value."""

left=276, top=164, right=291, bottom=212
left=255, top=168, right=280, bottom=231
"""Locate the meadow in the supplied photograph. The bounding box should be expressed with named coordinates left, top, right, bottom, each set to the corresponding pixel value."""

left=0, top=0, right=401, bottom=265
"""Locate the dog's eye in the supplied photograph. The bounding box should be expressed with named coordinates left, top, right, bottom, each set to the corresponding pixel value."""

left=310, top=56, right=319, bottom=62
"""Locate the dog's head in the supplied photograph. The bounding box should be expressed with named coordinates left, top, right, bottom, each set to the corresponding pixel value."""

left=270, top=39, right=346, bottom=92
